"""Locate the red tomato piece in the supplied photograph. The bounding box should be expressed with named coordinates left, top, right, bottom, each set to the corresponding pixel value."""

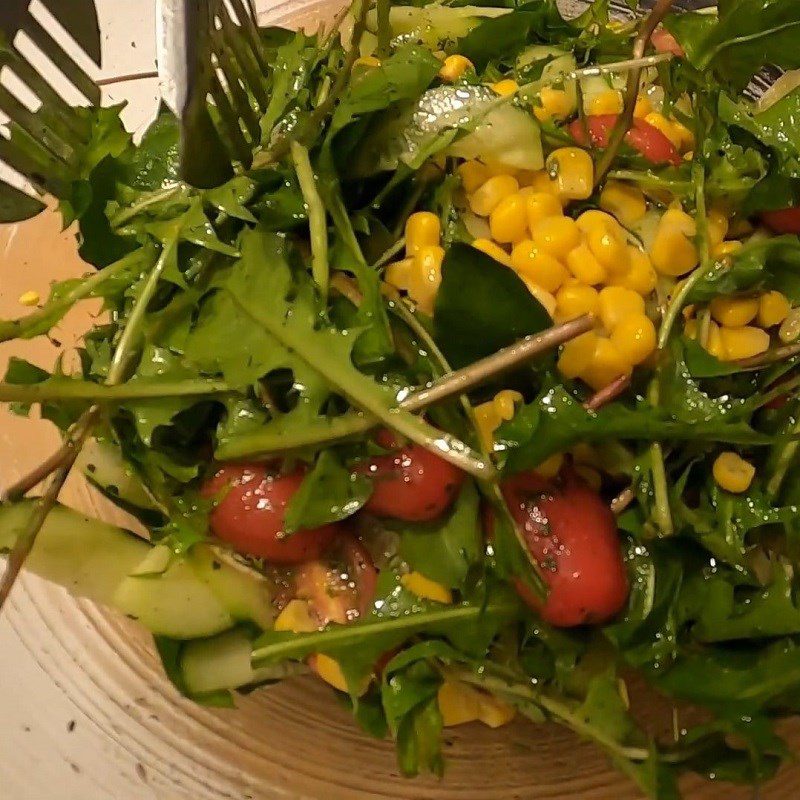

left=202, top=464, right=338, bottom=564
left=568, top=114, right=683, bottom=166
left=652, top=27, right=685, bottom=58
left=761, top=208, right=800, bottom=235
left=358, top=430, right=465, bottom=522
left=500, top=471, right=629, bottom=627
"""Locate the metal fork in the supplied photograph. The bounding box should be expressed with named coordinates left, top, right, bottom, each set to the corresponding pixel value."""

left=158, top=0, right=270, bottom=189
left=0, top=0, right=102, bottom=222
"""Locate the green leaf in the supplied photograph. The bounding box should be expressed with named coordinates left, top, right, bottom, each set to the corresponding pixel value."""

left=434, top=243, right=551, bottom=369
left=681, top=337, right=741, bottom=379
left=284, top=450, right=372, bottom=533
left=398, top=481, right=482, bottom=589
left=395, top=695, right=444, bottom=777
left=122, top=106, right=180, bottom=191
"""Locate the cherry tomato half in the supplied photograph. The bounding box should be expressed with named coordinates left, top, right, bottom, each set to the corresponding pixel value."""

left=203, top=464, right=338, bottom=564
left=651, top=27, right=685, bottom=58
left=500, top=471, right=629, bottom=627
left=358, top=430, right=465, bottom=522
left=568, top=114, right=683, bottom=166
left=761, top=207, right=800, bottom=235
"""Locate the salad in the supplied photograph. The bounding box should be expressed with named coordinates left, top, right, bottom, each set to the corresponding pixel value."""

left=3, top=0, right=800, bottom=795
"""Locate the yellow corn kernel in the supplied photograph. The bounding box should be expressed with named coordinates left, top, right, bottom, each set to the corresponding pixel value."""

left=712, top=240, right=743, bottom=260
left=408, top=245, right=445, bottom=315
left=534, top=452, right=564, bottom=479
left=491, top=78, right=519, bottom=97
left=598, top=286, right=646, bottom=331
left=713, top=452, right=755, bottom=494
left=759, top=291, right=791, bottom=328
left=555, top=282, right=600, bottom=322
left=274, top=600, right=319, bottom=633
left=599, top=181, right=647, bottom=228
left=566, top=243, right=607, bottom=286
left=439, top=54, right=473, bottom=82
left=458, top=160, right=491, bottom=194
left=469, top=174, right=520, bottom=217
left=779, top=308, right=800, bottom=343
left=524, top=283, right=557, bottom=317
left=525, top=169, right=560, bottom=197
left=405, top=211, right=441, bottom=257
left=18, top=290, right=40, bottom=307
left=576, top=210, right=620, bottom=237
left=526, top=192, right=563, bottom=230
left=531, top=216, right=582, bottom=260
left=558, top=331, right=600, bottom=379
left=546, top=147, right=594, bottom=201
left=494, top=389, right=523, bottom=421
left=587, top=89, right=624, bottom=116
left=707, top=207, right=729, bottom=247
left=672, top=119, right=694, bottom=151
left=311, top=653, right=370, bottom=696
left=533, top=87, right=574, bottom=122
left=472, top=238, right=513, bottom=267
left=610, top=313, right=657, bottom=366
left=650, top=209, right=698, bottom=277
left=634, top=96, right=653, bottom=119
left=575, top=464, right=602, bottom=491
left=718, top=326, right=770, bottom=361
left=401, top=571, right=453, bottom=604
left=511, top=240, right=568, bottom=292
left=354, top=55, right=381, bottom=68
left=484, top=160, right=519, bottom=178
left=583, top=337, right=632, bottom=391
left=586, top=226, right=630, bottom=275
left=706, top=321, right=727, bottom=360
left=474, top=401, right=502, bottom=451
left=438, top=680, right=481, bottom=727
left=710, top=295, right=760, bottom=328
left=490, top=192, right=529, bottom=244
left=385, top=258, right=414, bottom=290
left=614, top=247, right=657, bottom=296
left=477, top=693, right=516, bottom=728
left=645, top=112, right=682, bottom=148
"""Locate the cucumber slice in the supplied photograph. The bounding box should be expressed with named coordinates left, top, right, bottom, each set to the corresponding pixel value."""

left=181, top=628, right=305, bottom=695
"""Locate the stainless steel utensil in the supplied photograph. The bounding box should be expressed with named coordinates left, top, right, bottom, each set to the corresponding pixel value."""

left=158, top=0, right=270, bottom=188
left=0, top=0, right=102, bottom=222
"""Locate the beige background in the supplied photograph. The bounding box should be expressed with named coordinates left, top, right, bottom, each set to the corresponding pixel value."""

left=2, top=2, right=800, bottom=799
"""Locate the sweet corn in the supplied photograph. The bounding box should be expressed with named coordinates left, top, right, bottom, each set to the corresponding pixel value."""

left=706, top=321, right=727, bottom=360
left=525, top=169, right=560, bottom=197
left=587, top=89, right=623, bottom=116
left=469, top=174, right=520, bottom=217
left=599, top=181, right=647, bottom=228
left=439, top=54, right=473, bottom=82
left=405, top=212, right=441, bottom=257
left=707, top=207, right=729, bottom=246
left=474, top=402, right=501, bottom=451
left=672, top=119, right=694, bottom=151
left=575, top=464, right=602, bottom=491
left=18, top=290, right=40, bottom=306
left=484, top=161, right=519, bottom=178
left=534, top=452, right=564, bottom=479
left=491, top=78, right=519, bottom=97
left=710, top=295, right=759, bottom=328
left=472, top=238, right=513, bottom=267
left=713, top=452, right=755, bottom=494
left=555, top=282, right=600, bottom=322
left=598, top=286, right=645, bottom=331
left=476, top=693, right=516, bottom=728
left=779, top=307, right=800, bottom=343
left=494, top=389, right=522, bottom=421
left=614, top=247, right=657, bottom=295
left=458, top=160, right=491, bottom=194
left=558, top=331, right=600, bottom=379
left=586, top=226, right=630, bottom=275
left=384, top=258, right=414, bottom=290
left=407, top=245, right=444, bottom=314
left=534, top=87, right=574, bottom=122
left=525, top=283, right=557, bottom=317
left=718, top=326, right=770, bottom=360
left=712, top=240, right=743, bottom=260
left=274, top=600, right=319, bottom=633
left=566, top=243, right=607, bottom=286
left=634, top=96, right=653, bottom=119
left=490, top=192, right=529, bottom=244
left=546, top=147, right=594, bottom=201
left=511, top=240, right=568, bottom=292
left=354, top=55, right=381, bottom=68
left=526, top=192, right=563, bottom=230
left=583, top=337, right=632, bottom=391
left=576, top=210, right=620, bottom=237
left=531, top=216, right=582, bottom=259
left=311, top=653, right=370, bottom=696
left=610, top=313, right=657, bottom=365
left=650, top=209, right=698, bottom=276
left=401, top=571, right=453, bottom=604
left=438, top=680, right=481, bottom=727
left=645, top=112, right=682, bottom=148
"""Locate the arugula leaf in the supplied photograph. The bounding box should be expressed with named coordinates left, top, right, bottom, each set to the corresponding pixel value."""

left=434, top=243, right=551, bottom=368
left=398, top=481, right=483, bottom=589
left=284, top=450, right=372, bottom=533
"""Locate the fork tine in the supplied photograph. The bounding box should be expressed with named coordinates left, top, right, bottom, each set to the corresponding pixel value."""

left=217, top=10, right=269, bottom=110
left=211, top=34, right=261, bottom=141
left=0, top=180, right=45, bottom=223
left=225, top=0, right=269, bottom=75
left=21, top=15, right=101, bottom=105
left=207, top=77, right=253, bottom=166
left=38, top=0, right=102, bottom=66
left=0, top=132, right=70, bottom=196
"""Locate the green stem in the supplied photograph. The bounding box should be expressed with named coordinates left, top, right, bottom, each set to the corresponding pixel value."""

left=291, top=141, right=329, bottom=300
left=767, top=418, right=800, bottom=498
left=0, top=378, right=230, bottom=403
left=110, top=184, right=187, bottom=229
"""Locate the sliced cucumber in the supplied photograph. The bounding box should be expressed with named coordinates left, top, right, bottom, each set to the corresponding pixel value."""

left=0, top=502, right=272, bottom=639
left=181, top=627, right=305, bottom=695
